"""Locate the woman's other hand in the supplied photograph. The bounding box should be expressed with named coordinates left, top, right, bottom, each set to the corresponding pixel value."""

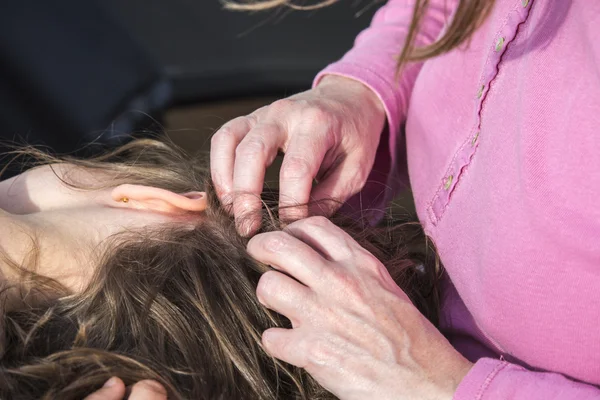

left=210, top=75, right=386, bottom=236
left=248, top=216, right=473, bottom=400
left=84, top=377, right=167, bottom=400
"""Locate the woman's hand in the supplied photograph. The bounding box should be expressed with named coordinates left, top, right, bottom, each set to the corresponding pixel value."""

left=210, top=75, right=386, bottom=235
left=247, top=216, right=473, bottom=400
left=84, top=377, right=167, bottom=400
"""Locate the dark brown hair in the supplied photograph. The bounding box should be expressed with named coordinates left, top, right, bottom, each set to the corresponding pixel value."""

left=0, top=139, right=440, bottom=399
left=223, top=0, right=495, bottom=69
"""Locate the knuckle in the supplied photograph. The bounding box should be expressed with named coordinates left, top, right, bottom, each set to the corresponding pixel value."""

left=302, top=106, right=329, bottom=124
left=212, top=122, right=240, bottom=145
left=245, top=112, right=259, bottom=125
left=306, top=338, right=337, bottom=366
left=351, top=165, right=371, bottom=185
left=233, top=193, right=254, bottom=208
left=326, top=268, right=363, bottom=298
left=255, top=232, right=290, bottom=254
left=236, top=136, right=267, bottom=158
left=280, top=156, right=313, bottom=181
left=355, top=247, right=383, bottom=271
left=270, top=98, right=295, bottom=112
left=303, top=215, right=332, bottom=229
left=293, top=98, right=310, bottom=108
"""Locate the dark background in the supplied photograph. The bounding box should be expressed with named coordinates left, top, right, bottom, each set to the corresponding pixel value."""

left=0, top=0, right=381, bottom=153
left=103, top=0, right=382, bottom=103
left=0, top=0, right=414, bottom=210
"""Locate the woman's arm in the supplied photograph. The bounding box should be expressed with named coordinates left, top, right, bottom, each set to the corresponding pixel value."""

left=454, top=358, right=600, bottom=399
left=315, top=0, right=458, bottom=141
left=314, top=0, right=458, bottom=214
left=248, top=216, right=600, bottom=400
left=210, top=0, right=460, bottom=231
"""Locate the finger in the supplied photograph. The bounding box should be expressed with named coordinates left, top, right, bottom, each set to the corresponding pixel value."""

left=128, top=380, right=167, bottom=400
left=247, top=231, right=327, bottom=287
left=210, top=116, right=256, bottom=202
left=256, top=270, right=313, bottom=326
left=83, top=377, right=126, bottom=400
left=278, top=122, right=332, bottom=222
left=308, top=156, right=370, bottom=217
left=285, top=216, right=361, bottom=262
left=261, top=327, right=308, bottom=368
left=232, top=123, right=285, bottom=236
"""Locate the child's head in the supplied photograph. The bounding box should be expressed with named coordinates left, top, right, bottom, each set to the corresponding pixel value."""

left=0, top=139, right=439, bottom=399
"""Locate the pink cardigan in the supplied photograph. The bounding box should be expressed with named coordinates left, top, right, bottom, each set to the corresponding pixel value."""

left=315, top=0, right=600, bottom=398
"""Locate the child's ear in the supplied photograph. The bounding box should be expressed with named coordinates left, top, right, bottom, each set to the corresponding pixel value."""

left=111, top=184, right=207, bottom=213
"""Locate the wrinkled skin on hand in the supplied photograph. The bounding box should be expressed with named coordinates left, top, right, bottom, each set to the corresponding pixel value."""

left=248, top=216, right=473, bottom=400
left=210, top=75, right=386, bottom=235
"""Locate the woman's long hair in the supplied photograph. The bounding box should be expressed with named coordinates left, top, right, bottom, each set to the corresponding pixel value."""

left=0, top=138, right=440, bottom=399
left=223, top=0, right=496, bottom=70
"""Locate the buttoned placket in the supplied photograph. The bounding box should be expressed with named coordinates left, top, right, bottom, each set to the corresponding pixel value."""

left=427, top=0, right=535, bottom=225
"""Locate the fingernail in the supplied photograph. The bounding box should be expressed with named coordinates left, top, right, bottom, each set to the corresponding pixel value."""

left=103, top=377, right=118, bottom=388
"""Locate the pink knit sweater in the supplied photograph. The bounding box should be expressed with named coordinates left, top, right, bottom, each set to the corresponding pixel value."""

left=316, top=0, right=600, bottom=398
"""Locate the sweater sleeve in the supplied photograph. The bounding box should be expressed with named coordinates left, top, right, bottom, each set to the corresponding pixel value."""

left=313, top=0, right=458, bottom=218
left=454, top=358, right=600, bottom=400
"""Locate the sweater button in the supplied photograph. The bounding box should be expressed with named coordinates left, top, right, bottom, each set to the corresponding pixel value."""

left=495, top=37, right=505, bottom=52
left=471, top=131, right=480, bottom=146
left=444, top=175, right=454, bottom=190
left=477, top=84, right=485, bottom=99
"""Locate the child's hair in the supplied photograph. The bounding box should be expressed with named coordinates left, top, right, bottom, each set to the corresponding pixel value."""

left=0, top=138, right=440, bottom=399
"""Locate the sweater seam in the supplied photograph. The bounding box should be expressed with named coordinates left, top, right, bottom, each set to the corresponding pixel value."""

left=475, top=361, right=510, bottom=400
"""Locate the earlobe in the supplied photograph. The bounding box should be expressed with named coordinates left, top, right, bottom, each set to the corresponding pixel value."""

left=111, top=184, right=207, bottom=214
